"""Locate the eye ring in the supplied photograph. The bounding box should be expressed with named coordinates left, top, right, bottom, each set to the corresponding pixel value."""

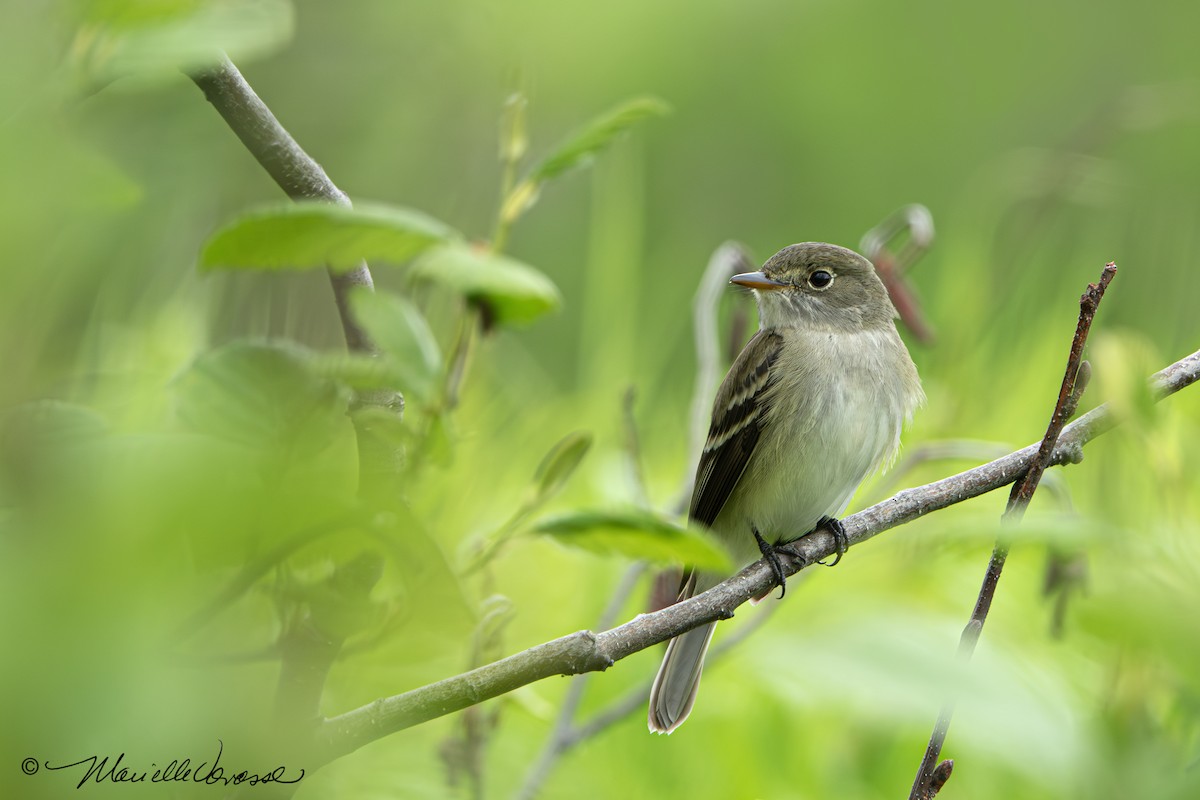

left=808, top=270, right=834, bottom=289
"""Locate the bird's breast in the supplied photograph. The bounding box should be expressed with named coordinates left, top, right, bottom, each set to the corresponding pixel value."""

left=712, top=326, right=918, bottom=560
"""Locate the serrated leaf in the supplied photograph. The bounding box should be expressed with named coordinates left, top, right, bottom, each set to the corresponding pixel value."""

left=530, top=431, right=592, bottom=506
left=347, top=288, right=442, bottom=403
left=530, top=96, right=669, bottom=182
left=200, top=201, right=457, bottom=273
left=409, top=244, right=561, bottom=326
left=172, top=341, right=350, bottom=457
left=70, top=0, right=294, bottom=85
left=533, top=509, right=730, bottom=570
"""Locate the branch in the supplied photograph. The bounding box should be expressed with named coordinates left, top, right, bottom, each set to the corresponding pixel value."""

left=191, top=56, right=379, bottom=357
left=190, top=54, right=404, bottom=498
left=860, top=204, right=937, bottom=345
left=559, top=593, right=783, bottom=751
left=513, top=562, right=647, bottom=800
left=310, top=343, right=1200, bottom=765
left=678, top=243, right=755, bottom=511
left=908, top=264, right=1117, bottom=800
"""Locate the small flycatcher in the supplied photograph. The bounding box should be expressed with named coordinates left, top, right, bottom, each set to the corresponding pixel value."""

left=648, top=242, right=924, bottom=734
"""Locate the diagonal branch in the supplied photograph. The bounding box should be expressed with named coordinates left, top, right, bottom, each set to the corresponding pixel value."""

left=191, top=56, right=382, bottom=359
left=310, top=344, right=1200, bottom=765
left=190, top=54, right=403, bottom=499
left=909, top=263, right=1117, bottom=800
left=188, top=57, right=407, bottom=800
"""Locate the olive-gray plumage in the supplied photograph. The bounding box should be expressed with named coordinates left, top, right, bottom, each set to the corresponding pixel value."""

left=648, top=242, right=923, bottom=734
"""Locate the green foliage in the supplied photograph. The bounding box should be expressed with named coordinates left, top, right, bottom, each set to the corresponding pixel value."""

left=172, top=340, right=350, bottom=458
left=4, top=4, right=1200, bottom=800
left=530, top=430, right=592, bottom=506
left=532, top=509, right=731, bottom=571
left=69, top=0, right=295, bottom=85
left=530, top=96, right=671, bottom=183
left=499, top=96, right=669, bottom=227
left=460, top=430, right=595, bottom=574
left=200, top=201, right=457, bottom=272
left=347, top=288, right=442, bottom=403
left=409, top=244, right=562, bottom=325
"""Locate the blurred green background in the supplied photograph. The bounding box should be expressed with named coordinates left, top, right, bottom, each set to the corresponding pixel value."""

left=3, top=1, right=1200, bottom=799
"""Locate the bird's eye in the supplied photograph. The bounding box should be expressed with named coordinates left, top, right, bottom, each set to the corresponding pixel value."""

left=808, top=270, right=834, bottom=289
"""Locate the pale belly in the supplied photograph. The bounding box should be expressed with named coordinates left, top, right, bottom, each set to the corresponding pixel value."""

left=708, top=329, right=911, bottom=565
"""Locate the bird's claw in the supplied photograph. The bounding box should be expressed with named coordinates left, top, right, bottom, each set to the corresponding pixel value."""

left=755, top=527, right=812, bottom=599
left=815, top=516, right=848, bottom=567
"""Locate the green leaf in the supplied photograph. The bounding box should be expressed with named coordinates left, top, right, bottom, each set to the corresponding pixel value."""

left=199, top=201, right=457, bottom=273
left=530, top=96, right=670, bottom=182
left=71, top=0, right=295, bottom=84
left=499, top=92, right=529, bottom=163
left=409, top=244, right=561, bottom=326
left=530, top=431, right=592, bottom=506
left=172, top=341, right=350, bottom=458
left=532, top=509, right=730, bottom=570
left=347, top=288, right=442, bottom=403
left=498, top=96, right=668, bottom=227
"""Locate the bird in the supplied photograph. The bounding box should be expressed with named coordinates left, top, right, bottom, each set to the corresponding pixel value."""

left=648, top=242, right=924, bottom=733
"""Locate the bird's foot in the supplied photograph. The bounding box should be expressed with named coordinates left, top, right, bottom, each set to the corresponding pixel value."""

left=754, top=527, right=809, bottom=599
left=814, top=516, right=848, bottom=567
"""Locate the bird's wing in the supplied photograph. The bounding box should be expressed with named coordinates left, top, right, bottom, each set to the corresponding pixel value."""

left=688, top=328, right=784, bottom=528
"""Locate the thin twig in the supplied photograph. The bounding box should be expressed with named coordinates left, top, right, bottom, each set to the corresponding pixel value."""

left=311, top=341, right=1200, bottom=767
left=189, top=54, right=404, bottom=502
left=562, top=597, right=782, bottom=749
left=860, top=204, right=937, bottom=345
left=190, top=55, right=383, bottom=366
left=908, top=263, right=1117, bottom=800
left=444, top=306, right=480, bottom=412
left=678, top=243, right=755, bottom=512
left=171, top=512, right=362, bottom=641
left=517, top=586, right=785, bottom=800
left=514, top=253, right=754, bottom=798
left=513, top=563, right=647, bottom=800
left=622, top=388, right=651, bottom=509
left=442, top=596, right=516, bottom=800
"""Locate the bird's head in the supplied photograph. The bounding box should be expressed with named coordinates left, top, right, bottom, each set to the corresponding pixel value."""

left=731, top=242, right=896, bottom=332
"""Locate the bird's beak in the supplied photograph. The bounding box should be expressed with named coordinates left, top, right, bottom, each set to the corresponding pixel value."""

left=730, top=271, right=787, bottom=291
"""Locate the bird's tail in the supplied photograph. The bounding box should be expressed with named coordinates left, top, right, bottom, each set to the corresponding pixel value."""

left=648, top=572, right=717, bottom=733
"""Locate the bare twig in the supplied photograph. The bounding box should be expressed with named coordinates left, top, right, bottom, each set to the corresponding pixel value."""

left=861, top=204, right=936, bottom=344
left=190, top=56, right=383, bottom=364
left=171, top=512, right=362, bottom=641
left=867, top=440, right=1012, bottom=503
left=563, top=597, right=782, bottom=748
left=908, top=263, right=1117, bottom=800
left=274, top=552, right=384, bottom=729
left=310, top=341, right=1200, bottom=767
left=443, top=306, right=480, bottom=412
left=441, top=596, right=516, bottom=799
left=514, top=254, right=756, bottom=798
left=515, top=583, right=784, bottom=799
left=190, top=55, right=404, bottom=502
left=513, top=563, right=647, bottom=800
left=679, top=243, right=755, bottom=512
left=622, top=388, right=651, bottom=509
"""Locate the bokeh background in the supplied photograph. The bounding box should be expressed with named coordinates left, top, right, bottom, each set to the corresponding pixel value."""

left=3, top=1, right=1200, bottom=798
